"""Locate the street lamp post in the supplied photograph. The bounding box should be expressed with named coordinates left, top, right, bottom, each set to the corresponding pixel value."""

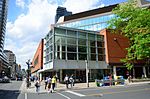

left=85, top=60, right=89, bottom=87
left=26, top=59, right=31, bottom=88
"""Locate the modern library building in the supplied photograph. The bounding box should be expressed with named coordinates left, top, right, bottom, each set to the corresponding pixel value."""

left=36, top=0, right=150, bottom=82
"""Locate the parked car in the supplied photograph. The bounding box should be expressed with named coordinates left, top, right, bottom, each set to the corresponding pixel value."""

left=0, top=76, right=10, bottom=83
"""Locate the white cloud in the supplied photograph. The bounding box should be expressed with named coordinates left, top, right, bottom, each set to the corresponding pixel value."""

left=6, top=0, right=103, bottom=69
left=16, top=0, right=26, bottom=9
left=63, top=0, right=103, bottom=13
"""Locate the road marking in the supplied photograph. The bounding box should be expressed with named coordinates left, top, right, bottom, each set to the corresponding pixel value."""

left=57, top=92, right=71, bottom=99
left=86, top=88, right=150, bottom=96
left=25, top=93, right=27, bottom=99
left=65, top=90, right=85, bottom=97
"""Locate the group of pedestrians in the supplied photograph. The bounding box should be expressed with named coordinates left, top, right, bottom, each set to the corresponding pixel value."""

left=34, top=75, right=57, bottom=94
left=34, top=74, right=75, bottom=94
left=44, top=76, right=57, bottom=93
left=64, top=74, right=75, bottom=89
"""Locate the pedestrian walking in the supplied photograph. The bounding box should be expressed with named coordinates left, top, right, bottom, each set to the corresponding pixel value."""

left=51, top=76, right=56, bottom=92
left=64, top=75, right=69, bottom=89
left=35, top=80, right=40, bottom=94
left=69, top=75, right=74, bottom=88
left=45, top=77, right=48, bottom=90
left=47, top=77, right=52, bottom=93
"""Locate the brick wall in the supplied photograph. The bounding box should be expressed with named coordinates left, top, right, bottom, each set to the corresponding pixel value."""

left=31, top=39, right=44, bottom=73
left=100, top=29, right=129, bottom=65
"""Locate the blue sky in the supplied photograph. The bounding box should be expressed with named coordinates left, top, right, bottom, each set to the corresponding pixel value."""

left=5, top=0, right=126, bottom=69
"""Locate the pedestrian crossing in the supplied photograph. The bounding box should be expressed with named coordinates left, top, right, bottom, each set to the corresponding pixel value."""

left=65, top=90, right=85, bottom=97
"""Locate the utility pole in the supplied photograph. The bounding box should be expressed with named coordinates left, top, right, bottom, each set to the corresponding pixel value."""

left=85, top=60, right=89, bottom=87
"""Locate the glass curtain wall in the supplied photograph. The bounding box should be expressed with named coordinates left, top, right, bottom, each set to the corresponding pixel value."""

left=57, top=14, right=115, bottom=31
left=44, top=30, right=53, bottom=65
left=53, top=27, right=105, bottom=61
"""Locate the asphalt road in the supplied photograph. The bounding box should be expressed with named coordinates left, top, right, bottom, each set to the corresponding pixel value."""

left=0, top=80, right=24, bottom=99
left=0, top=81, right=150, bottom=99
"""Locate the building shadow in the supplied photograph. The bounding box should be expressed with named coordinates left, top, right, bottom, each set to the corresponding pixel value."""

left=0, top=89, right=21, bottom=99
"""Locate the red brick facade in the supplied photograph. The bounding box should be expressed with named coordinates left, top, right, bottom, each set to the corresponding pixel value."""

left=100, top=29, right=129, bottom=65
left=31, top=39, right=44, bottom=73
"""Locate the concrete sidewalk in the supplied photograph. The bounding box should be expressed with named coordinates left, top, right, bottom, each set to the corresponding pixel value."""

left=20, top=80, right=150, bottom=93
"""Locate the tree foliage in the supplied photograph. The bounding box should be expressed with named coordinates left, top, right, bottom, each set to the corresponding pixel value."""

left=108, top=0, right=150, bottom=70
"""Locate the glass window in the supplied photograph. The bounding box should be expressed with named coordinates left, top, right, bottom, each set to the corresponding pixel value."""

left=79, top=53, right=87, bottom=60
left=101, top=23, right=107, bottom=30
left=67, top=53, right=77, bottom=60
left=78, top=39, right=86, bottom=45
left=67, top=45, right=76, bottom=52
left=89, top=40, right=96, bottom=47
left=98, top=48, right=105, bottom=54
left=103, top=16, right=108, bottom=22
left=62, top=52, right=66, bottom=59
left=90, top=54, right=96, bottom=60
left=62, top=45, right=65, bottom=51
left=95, top=17, right=99, bottom=23
left=55, top=28, right=66, bottom=36
left=67, top=38, right=76, bottom=45
left=61, top=37, right=66, bottom=44
left=55, top=36, right=66, bottom=44
left=78, top=32, right=86, bottom=39
left=55, top=36, right=60, bottom=44
left=49, top=53, right=52, bottom=61
left=97, top=35, right=104, bottom=41
left=97, top=41, right=104, bottom=47
left=67, top=30, right=77, bottom=37
left=49, top=45, right=53, bottom=52
left=90, top=47, right=96, bottom=53
left=46, top=55, right=49, bottom=62
left=88, top=34, right=95, bottom=40
left=55, top=45, right=60, bottom=51
left=98, top=55, right=105, bottom=61
left=55, top=52, right=60, bottom=59
left=46, top=48, right=49, bottom=54
left=49, top=38, right=52, bottom=44
left=78, top=46, right=87, bottom=53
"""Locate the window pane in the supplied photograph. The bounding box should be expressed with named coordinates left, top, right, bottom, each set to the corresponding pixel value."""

left=49, top=45, right=53, bottom=52
left=62, top=45, right=65, bottom=51
left=67, top=38, right=76, bottom=45
left=97, top=35, right=103, bottom=41
left=79, top=53, right=87, bottom=60
left=55, top=36, right=60, bottom=44
left=68, top=53, right=77, bottom=60
left=98, top=55, right=105, bottom=61
left=55, top=52, right=60, bottom=59
left=55, top=45, right=60, bottom=51
left=62, top=52, right=65, bottom=59
left=98, top=48, right=105, bottom=54
left=67, top=30, right=76, bottom=37
left=89, top=40, right=96, bottom=47
left=88, top=34, right=95, bottom=40
left=67, top=45, right=76, bottom=52
left=55, top=28, right=66, bottom=35
left=78, top=46, right=87, bottom=53
left=78, top=39, right=86, bottom=45
left=78, top=32, right=86, bottom=39
left=49, top=53, right=52, bottom=61
left=91, top=54, right=96, bottom=60
left=90, top=47, right=96, bottom=53
left=97, top=41, right=104, bottom=47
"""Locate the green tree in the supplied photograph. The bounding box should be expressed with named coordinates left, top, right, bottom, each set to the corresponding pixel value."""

left=108, top=0, right=150, bottom=70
